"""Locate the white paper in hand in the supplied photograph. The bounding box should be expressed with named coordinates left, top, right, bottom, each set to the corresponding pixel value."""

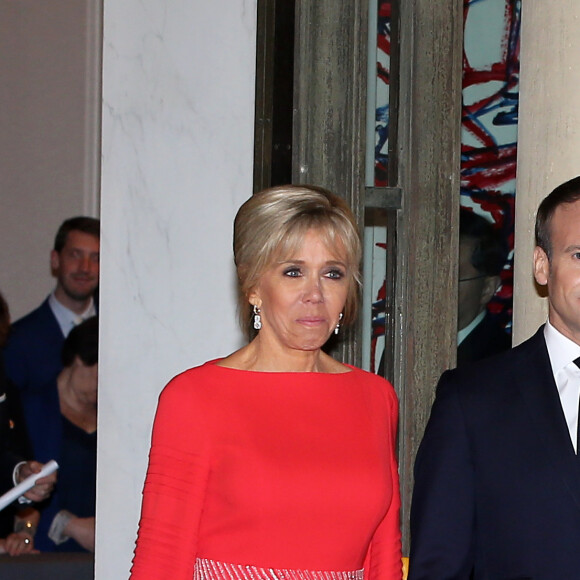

left=0, top=460, right=59, bottom=512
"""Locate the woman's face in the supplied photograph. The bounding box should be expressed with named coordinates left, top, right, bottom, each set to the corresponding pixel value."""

left=249, top=228, right=349, bottom=353
left=70, top=357, right=98, bottom=405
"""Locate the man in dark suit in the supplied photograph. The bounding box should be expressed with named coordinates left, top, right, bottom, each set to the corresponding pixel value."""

left=0, top=352, right=57, bottom=552
left=457, top=208, right=511, bottom=366
left=3, top=217, right=99, bottom=407
left=409, top=176, right=580, bottom=579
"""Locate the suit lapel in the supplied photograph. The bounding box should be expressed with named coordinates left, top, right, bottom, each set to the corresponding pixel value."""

left=515, top=328, right=580, bottom=510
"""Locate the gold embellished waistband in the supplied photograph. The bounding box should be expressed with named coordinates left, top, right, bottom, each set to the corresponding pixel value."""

left=194, top=558, right=364, bottom=580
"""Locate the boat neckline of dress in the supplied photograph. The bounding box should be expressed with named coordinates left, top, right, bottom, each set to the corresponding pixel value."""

left=207, top=359, right=355, bottom=375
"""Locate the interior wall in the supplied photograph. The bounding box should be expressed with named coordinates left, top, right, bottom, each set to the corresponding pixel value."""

left=97, top=1, right=258, bottom=578
left=0, top=0, right=101, bottom=321
left=513, top=1, right=580, bottom=344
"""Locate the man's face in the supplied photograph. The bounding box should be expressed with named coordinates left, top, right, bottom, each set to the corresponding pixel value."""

left=458, top=237, right=487, bottom=330
left=69, top=357, right=98, bottom=406
left=51, top=230, right=100, bottom=303
left=458, top=236, right=502, bottom=332
left=534, top=200, right=580, bottom=344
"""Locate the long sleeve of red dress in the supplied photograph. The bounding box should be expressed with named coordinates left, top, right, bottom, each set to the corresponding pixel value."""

left=130, top=362, right=402, bottom=580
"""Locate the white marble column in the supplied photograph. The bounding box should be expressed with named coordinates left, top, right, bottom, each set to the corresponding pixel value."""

left=514, top=1, right=580, bottom=344
left=97, top=2, right=257, bottom=578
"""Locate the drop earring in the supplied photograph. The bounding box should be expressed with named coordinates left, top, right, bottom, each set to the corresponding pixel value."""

left=334, top=313, right=343, bottom=335
left=253, top=305, right=262, bottom=330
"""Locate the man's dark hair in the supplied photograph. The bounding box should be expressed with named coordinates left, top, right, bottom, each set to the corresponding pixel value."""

left=61, top=316, right=99, bottom=367
left=54, top=216, right=100, bottom=253
left=460, top=208, right=508, bottom=277
left=535, top=175, right=580, bottom=259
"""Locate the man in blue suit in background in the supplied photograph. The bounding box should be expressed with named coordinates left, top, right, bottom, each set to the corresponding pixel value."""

left=3, top=217, right=100, bottom=408
left=409, top=176, right=580, bottom=579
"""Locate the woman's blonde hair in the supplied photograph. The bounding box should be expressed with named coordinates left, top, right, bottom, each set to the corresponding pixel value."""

left=234, top=185, right=362, bottom=336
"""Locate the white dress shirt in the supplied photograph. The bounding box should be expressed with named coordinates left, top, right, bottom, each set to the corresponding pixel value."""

left=48, top=292, right=96, bottom=338
left=457, top=310, right=486, bottom=346
left=544, top=321, right=580, bottom=453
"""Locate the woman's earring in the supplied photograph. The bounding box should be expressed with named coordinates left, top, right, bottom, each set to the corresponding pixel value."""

left=253, top=305, right=262, bottom=330
left=334, top=312, right=343, bottom=335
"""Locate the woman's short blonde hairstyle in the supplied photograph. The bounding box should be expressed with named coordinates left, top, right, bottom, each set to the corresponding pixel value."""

left=234, top=185, right=362, bottom=336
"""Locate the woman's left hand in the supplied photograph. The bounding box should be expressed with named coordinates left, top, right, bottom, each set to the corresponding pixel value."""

left=1, top=532, right=37, bottom=556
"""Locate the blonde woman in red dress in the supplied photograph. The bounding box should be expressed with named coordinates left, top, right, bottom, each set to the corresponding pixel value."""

left=130, top=185, right=402, bottom=580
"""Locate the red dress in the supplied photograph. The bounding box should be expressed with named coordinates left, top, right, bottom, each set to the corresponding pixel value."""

left=130, top=361, right=402, bottom=580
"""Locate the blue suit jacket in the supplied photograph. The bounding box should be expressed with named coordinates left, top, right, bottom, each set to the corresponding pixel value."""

left=409, top=327, right=580, bottom=580
left=23, top=381, right=96, bottom=552
left=0, top=363, right=21, bottom=494
left=0, top=353, right=31, bottom=536
left=3, top=298, right=64, bottom=407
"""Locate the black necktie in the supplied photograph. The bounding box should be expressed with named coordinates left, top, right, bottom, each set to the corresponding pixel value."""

left=574, top=357, right=580, bottom=455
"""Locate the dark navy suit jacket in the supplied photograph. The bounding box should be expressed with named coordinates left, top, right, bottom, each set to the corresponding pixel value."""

left=3, top=297, right=65, bottom=408
left=0, top=365, right=21, bottom=494
left=0, top=353, right=31, bottom=536
left=409, top=327, right=580, bottom=580
left=23, top=379, right=96, bottom=552
left=457, top=312, right=512, bottom=367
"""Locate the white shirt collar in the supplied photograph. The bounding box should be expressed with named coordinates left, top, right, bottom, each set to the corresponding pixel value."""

left=48, top=291, right=96, bottom=338
left=544, top=320, right=580, bottom=453
left=457, top=310, right=486, bottom=346
left=543, top=319, right=580, bottom=375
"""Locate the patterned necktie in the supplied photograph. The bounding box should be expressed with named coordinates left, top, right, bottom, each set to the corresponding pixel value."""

left=574, top=357, right=580, bottom=455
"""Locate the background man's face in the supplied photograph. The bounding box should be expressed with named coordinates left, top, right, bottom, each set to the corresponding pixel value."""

left=458, top=237, right=487, bottom=330
left=51, top=230, right=100, bottom=302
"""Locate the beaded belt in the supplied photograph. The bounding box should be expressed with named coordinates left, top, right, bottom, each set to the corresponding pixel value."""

left=194, top=558, right=364, bottom=580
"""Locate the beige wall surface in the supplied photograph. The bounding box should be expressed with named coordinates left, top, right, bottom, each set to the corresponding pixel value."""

left=0, top=0, right=100, bottom=321
left=514, top=1, right=580, bottom=344
left=514, top=0, right=580, bottom=344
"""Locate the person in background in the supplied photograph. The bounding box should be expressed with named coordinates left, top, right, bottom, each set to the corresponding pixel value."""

left=0, top=292, right=30, bottom=465
left=456, top=207, right=510, bottom=366
left=21, top=316, right=98, bottom=553
left=130, top=185, right=402, bottom=580
left=409, top=176, right=580, bottom=579
left=377, top=208, right=510, bottom=378
left=3, top=216, right=100, bottom=408
left=0, top=291, right=57, bottom=556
